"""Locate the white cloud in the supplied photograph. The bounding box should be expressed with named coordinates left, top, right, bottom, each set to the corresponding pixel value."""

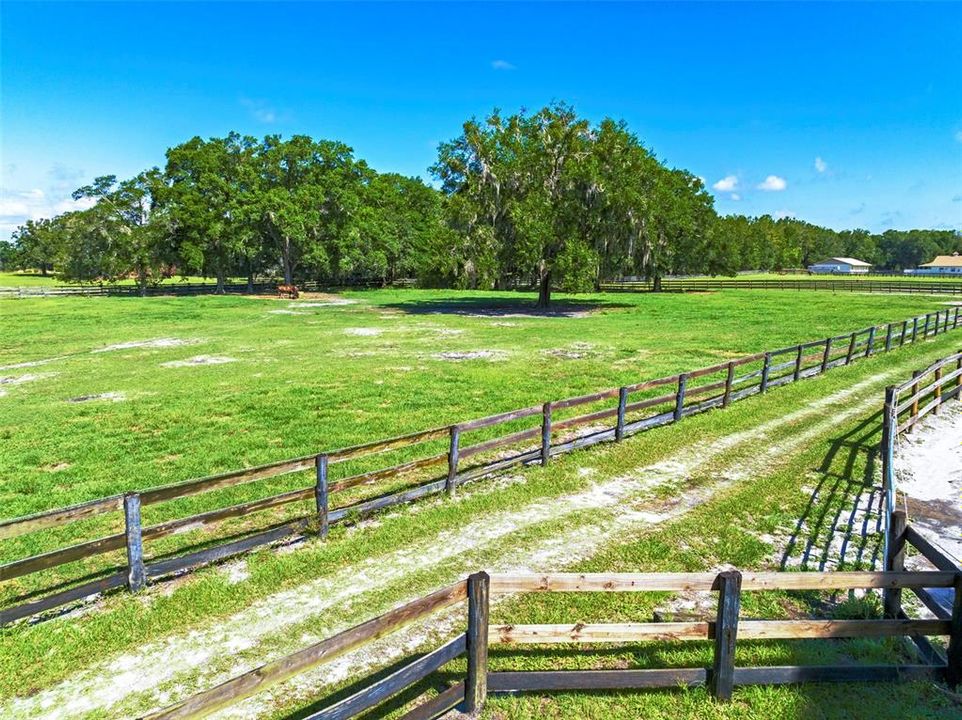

left=241, top=97, right=279, bottom=124
left=712, top=175, right=738, bottom=192
left=774, top=209, right=795, bottom=220
left=814, top=157, right=827, bottom=173
left=0, top=188, right=95, bottom=240
left=757, top=175, right=787, bottom=191
left=491, top=59, right=516, bottom=71
left=730, top=193, right=741, bottom=201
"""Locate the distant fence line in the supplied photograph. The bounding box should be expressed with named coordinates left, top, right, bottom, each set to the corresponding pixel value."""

left=0, top=278, right=416, bottom=298
left=1, top=307, right=960, bottom=626
left=143, top=568, right=962, bottom=720
left=602, top=278, right=962, bottom=294
left=6, top=276, right=962, bottom=298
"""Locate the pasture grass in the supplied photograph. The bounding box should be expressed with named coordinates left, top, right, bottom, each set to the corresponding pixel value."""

left=0, top=289, right=959, bottom=719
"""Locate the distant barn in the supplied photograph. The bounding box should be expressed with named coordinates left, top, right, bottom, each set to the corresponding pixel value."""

left=908, top=252, right=962, bottom=276
left=807, top=257, right=872, bottom=275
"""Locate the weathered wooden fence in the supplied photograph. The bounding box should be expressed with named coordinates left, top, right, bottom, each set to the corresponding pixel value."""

left=602, top=278, right=962, bottom=295
left=880, top=350, right=962, bottom=624
left=2, top=308, right=960, bottom=626
left=142, top=569, right=962, bottom=720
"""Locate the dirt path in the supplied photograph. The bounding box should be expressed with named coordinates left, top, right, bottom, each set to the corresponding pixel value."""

left=1, top=366, right=909, bottom=720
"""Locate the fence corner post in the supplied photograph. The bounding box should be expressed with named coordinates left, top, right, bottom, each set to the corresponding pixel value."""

left=866, top=326, right=876, bottom=357
left=315, top=454, right=329, bottom=539
left=883, top=509, right=906, bottom=618
left=845, top=332, right=857, bottom=364
left=793, top=345, right=803, bottom=382
left=821, top=337, right=832, bottom=373
left=541, top=402, right=552, bottom=466
left=723, top=362, right=735, bottom=407
left=908, top=371, right=922, bottom=433
left=615, top=387, right=628, bottom=441
left=674, top=373, right=688, bottom=422
left=465, top=571, right=491, bottom=713
left=710, top=570, right=741, bottom=702
left=884, top=323, right=893, bottom=352
left=447, top=425, right=460, bottom=496
left=760, top=352, right=771, bottom=392
left=123, top=492, right=146, bottom=593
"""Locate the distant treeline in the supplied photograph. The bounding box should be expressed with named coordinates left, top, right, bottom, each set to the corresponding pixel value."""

left=3, top=103, right=958, bottom=303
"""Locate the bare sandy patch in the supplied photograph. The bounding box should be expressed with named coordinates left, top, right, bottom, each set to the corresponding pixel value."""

left=543, top=342, right=598, bottom=359
left=432, top=350, right=508, bottom=362
left=267, top=309, right=309, bottom=315
left=344, top=327, right=383, bottom=337
left=161, top=356, right=237, bottom=368
left=291, top=300, right=356, bottom=308
left=68, top=392, right=126, bottom=403
left=0, top=372, right=59, bottom=397
left=93, top=338, right=199, bottom=353
left=0, top=356, right=67, bottom=371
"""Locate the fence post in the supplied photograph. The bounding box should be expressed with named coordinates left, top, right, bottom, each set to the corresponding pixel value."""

left=866, top=326, right=876, bottom=357
left=541, top=402, right=552, bottom=466
left=447, top=425, right=460, bottom=496
left=883, top=510, right=906, bottom=618
left=710, top=570, right=742, bottom=702
left=760, top=353, right=771, bottom=392
left=615, top=387, right=628, bottom=441
left=947, top=573, right=962, bottom=689
left=912, top=316, right=919, bottom=342
left=465, top=571, right=490, bottom=713
left=674, top=373, right=688, bottom=421
left=793, top=345, right=803, bottom=382
left=956, top=350, right=962, bottom=400
left=955, top=307, right=960, bottom=329
left=123, top=493, right=146, bottom=593
left=935, top=367, right=943, bottom=415
left=884, top=324, right=893, bottom=352
left=901, top=320, right=908, bottom=346
left=723, top=362, right=735, bottom=407
left=908, top=371, right=921, bottom=433
left=315, top=454, right=329, bottom=538
left=845, top=332, right=857, bottom=364
left=821, top=337, right=833, bottom=373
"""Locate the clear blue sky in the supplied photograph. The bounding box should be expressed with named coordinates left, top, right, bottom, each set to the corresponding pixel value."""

left=2, top=1, right=961, bottom=240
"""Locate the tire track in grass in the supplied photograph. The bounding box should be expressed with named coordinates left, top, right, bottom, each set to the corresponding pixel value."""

left=1, top=365, right=907, bottom=720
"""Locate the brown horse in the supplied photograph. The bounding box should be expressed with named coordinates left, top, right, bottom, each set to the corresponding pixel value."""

left=277, top=284, right=299, bottom=299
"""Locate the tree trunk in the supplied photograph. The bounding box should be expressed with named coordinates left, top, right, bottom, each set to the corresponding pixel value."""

left=281, top=237, right=293, bottom=286
left=247, top=261, right=254, bottom=294
left=40, top=263, right=48, bottom=277
left=653, top=275, right=662, bottom=292
left=215, top=266, right=226, bottom=294
left=537, top=271, right=551, bottom=308
left=137, top=265, right=147, bottom=298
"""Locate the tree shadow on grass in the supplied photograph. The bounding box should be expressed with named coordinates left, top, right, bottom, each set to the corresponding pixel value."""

left=381, top=294, right=633, bottom=318
left=780, top=410, right=885, bottom=572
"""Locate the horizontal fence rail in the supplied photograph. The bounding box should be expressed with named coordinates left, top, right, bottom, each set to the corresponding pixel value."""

left=143, top=569, right=962, bottom=720
left=602, top=278, right=962, bottom=295
left=3, top=307, right=960, bottom=625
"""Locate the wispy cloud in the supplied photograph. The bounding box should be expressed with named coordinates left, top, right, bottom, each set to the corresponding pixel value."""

left=757, top=175, right=787, bottom=191
left=241, top=97, right=280, bottom=124
left=814, top=157, right=827, bottom=173
left=491, top=59, right=516, bottom=71
left=730, top=193, right=741, bottom=201
left=712, top=175, right=738, bottom=192
left=0, top=187, right=94, bottom=239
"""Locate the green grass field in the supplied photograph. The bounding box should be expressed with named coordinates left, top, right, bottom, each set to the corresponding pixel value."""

left=0, top=270, right=246, bottom=288
left=1, top=288, right=959, bottom=720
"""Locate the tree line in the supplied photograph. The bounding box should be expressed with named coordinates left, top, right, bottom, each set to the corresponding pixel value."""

left=3, top=103, right=959, bottom=304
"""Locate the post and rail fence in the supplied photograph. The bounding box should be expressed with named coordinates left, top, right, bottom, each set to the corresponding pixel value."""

left=879, top=349, right=962, bottom=624
left=2, top=308, right=961, bottom=626
left=142, top=569, right=962, bottom=720
left=601, top=278, right=962, bottom=295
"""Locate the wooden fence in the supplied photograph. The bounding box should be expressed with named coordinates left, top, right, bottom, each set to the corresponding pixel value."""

left=2, top=307, right=960, bottom=626
left=142, top=568, right=962, bottom=719
left=880, top=350, right=962, bottom=622
left=602, top=278, right=962, bottom=295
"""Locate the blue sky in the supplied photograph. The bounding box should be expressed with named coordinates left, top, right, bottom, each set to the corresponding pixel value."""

left=2, top=1, right=961, bottom=240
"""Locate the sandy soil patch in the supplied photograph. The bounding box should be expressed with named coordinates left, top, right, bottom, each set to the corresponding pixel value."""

left=896, top=401, right=962, bottom=563
left=0, top=372, right=58, bottom=396
left=93, top=338, right=198, bottom=353
left=68, top=392, right=126, bottom=403
left=543, top=342, right=598, bottom=359
left=161, top=356, right=237, bottom=368
left=267, top=309, right=309, bottom=315
left=291, top=300, right=356, bottom=308
left=0, top=356, right=67, bottom=371
left=432, top=350, right=508, bottom=362
left=344, top=327, right=383, bottom=337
